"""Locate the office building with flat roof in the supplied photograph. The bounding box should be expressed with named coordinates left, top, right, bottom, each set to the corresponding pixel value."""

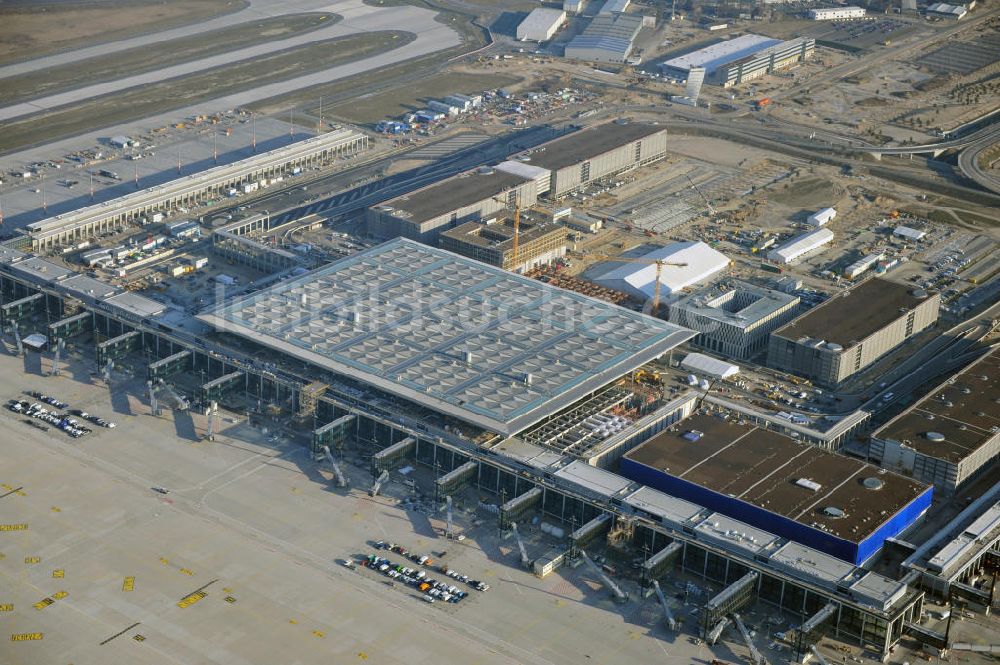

left=869, top=349, right=999, bottom=493
left=669, top=281, right=800, bottom=359
left=660, top=35, right=814, bottom=87
left=767, top=278, right=940, bottom=388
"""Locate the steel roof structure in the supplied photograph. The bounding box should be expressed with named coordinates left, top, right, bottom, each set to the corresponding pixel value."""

left=200, top=238, right=694, bottom=435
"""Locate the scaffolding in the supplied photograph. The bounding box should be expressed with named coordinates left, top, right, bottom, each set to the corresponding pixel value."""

left=298, top=380, right=328, bottom=417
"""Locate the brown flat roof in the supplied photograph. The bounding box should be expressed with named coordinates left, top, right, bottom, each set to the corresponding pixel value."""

left=440, top=219, right=564, bottom=250
left=873, top=349, right=999, bottom=463
left=775, top=278, right=934, bottom=347
left=377, top=170, right=530, bottom=224
left=530, top=123, right=664, bottom=172
left=624, top=414, right=929, bottom=542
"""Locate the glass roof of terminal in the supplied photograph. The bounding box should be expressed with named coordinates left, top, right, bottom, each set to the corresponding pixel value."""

left=200, top=238, right=693, bottom=434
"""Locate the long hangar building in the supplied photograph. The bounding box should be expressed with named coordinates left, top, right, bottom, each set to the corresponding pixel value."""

left=367, top=123, right=668, bottom=243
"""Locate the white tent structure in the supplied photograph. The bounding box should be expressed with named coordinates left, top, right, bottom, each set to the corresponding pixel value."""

left=594, top=241, right=730, bottom=301
left=681, top=352, right=740, bottom=379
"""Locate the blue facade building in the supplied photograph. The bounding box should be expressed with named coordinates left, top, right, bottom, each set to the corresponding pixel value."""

left=620, top=414, right=932, bottom=565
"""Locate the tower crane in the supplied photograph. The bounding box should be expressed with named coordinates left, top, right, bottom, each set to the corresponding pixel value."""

left=686, top=174, right=716, bottom=216
left=590, top=254, right=687, bottom=315
left=492, top=192, right=522, bottom=270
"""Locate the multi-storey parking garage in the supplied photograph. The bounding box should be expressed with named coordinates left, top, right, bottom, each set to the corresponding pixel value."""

left=21, top=128, right=367, bottom=252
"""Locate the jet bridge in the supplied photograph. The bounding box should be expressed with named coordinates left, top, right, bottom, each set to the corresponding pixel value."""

left=701, top=571, right=758, bottom=641
left=499, top=486, right=542, bottom=531
left=96, top=330, right=140, bottom=366
left=148, top=350, right=192, bottom=380
left=794, top=602, right=837, bottom=660
left=372, top=436, right=416, bottom=474
left=201, top=370, right=244, bottom=404
left=1, top=292, right=43, bottom=324
left=434, top=460, right=478, bottom=499
left=313, top=414, right=355, bottom=454
left=570, top=513, right=612, bottom=555
left=641, top=541, right=682, bottom=584
left=48, top=311, right=91, bottom=340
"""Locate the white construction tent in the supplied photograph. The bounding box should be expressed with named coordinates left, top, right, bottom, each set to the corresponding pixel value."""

left=893, top=225, right=926, bottom=241
left=767, top=228, right=834, bottom=264
left=681, top=353, right=740, bottom=379
left=593, top=241, right=730, bottom=301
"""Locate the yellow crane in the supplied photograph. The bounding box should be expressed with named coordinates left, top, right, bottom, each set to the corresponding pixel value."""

left=590, top=254, right=687, bottom=315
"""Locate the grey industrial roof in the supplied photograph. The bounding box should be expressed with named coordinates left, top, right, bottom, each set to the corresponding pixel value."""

left=670, top=281, right=799, bottom=330
left=552, top=460, right=635, bottom=498
left=103, top=292, right=168, bottom=319
left=564, top=14, right=644, bottom=60
left=200, top=238, right=694, bottom=435
left=774, top=278, right=934, bottom=347
left=530, top=122, right=663, bottom=171
left=374, top=170, right=531, bottom=225
left=873, top=349, right=999, bottom=463
left=59, top=274, right=118, bottom=300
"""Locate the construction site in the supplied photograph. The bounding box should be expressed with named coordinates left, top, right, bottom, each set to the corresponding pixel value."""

left=1, top=1, right=999, bottom=664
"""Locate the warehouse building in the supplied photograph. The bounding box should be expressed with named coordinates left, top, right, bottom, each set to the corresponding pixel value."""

left=439, top=218, right=567, bottom=274
left=926, top=2, right=968, bottom=19
left=620, top=413, right=933, bottom=564
left=809, top=6, right=866, bottom=19
left=528, top=122, right=668, bottom=198
left=660, top=35, right=814, bottom=87
left=869, top=349, right=999, bottom=494
left=564, top=13, right=644, bottom=63
left=599, top=0, right=631, bottom=13
left=768, top=228, right=834, bottom=264
left=367, top=169, right=538, bottom=244
left=669, top=281, right=800, bottom=359
left=767, top=278, right=940, bottom=388
left=594, top=241, right=731, bottom=303
left=808, top=207, right=837, bottom=227
left=893, top=225, right=926, bottom=242
left=517, top=8, right=566, bottom=42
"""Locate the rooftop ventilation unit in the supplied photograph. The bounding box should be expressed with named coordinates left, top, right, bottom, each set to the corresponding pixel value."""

left=795, top=478, right=822, bottom=492
left=821, top=506, right=846, bottom=518
left=926, top=432, right=945, bottom=442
